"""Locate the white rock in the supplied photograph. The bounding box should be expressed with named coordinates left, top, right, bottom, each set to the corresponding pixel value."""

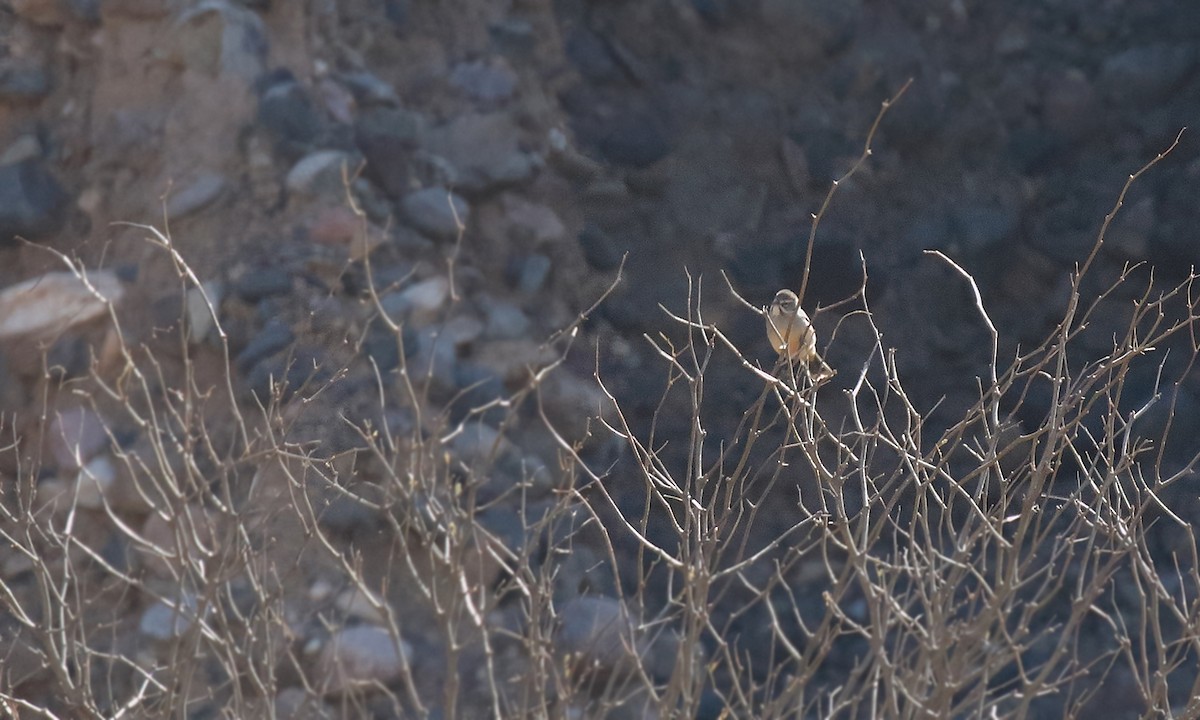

left=48, top=405, right=109, bottom=470
left=184, top=281, right=223, bottom=344
left=335, top=587, right=387, bottom=624
left=285, top=151, right=352, bottom=196
left=166, top=172, right=227, bottom=219
left=0, top=270, right=124, bottom=339
left=139, top=595, right=201, bottom=640
left=381, top=276, right=450, bottom=326
left=316, top=625, right=411, bottom=695
left=75, top=455, right=116, bottom=509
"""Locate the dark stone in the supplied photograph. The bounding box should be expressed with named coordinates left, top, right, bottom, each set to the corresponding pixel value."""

left=362, top=319, right=418, bottom=374
left=401, top=187, right=469, bottom=240
left=235, top=319, right=294, bottom=373
left=691, top=0, right=731, bottom=27
left=0, top=159, right=69, bottom=245
left=232, top=266, right=292, bottom=303
left=489, top=18, right=537, bottom=58
left=782, top=227, right=887, bottom=305
left=1006, top=127, right=1064, bottom=175
left=949, top=200, right=1020, bottom=259
left=354, top=107, right=423, bottom=199
left=66, top=0, right=102, bottom=22
left=46, top=335, right=89, bottom=380
left=791, top=126, right=854, bottom=183
left=599, top=289, right=648, bottom=334
left=506, top=253, right=551, bottom=294
left=243, top=345, right=329, bottom=403
left=258, top=70, right=325, bottom=159
left=596, top=113, right=671, bottom=168
left=451, top=362, right=507, bottom=424
left=1100, top=44, right=1197, bottom=106
left=578, top=224, right=624, bottom=272
left=761, top=0, right=861, bottom=61
left=317, top=485, right=384, bottom=538
left=565, top=28, right=620, bottom=84
left=337, top=71, right=399, bottom=107
left=878, top=80, right=943, bottom=152
left=0, top=65, right=52, bottom=103
left=383, top=0, right=408, bottom=27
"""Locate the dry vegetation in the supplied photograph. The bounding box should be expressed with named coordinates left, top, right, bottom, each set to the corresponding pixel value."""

left=1, top=105, right=1197, bottom=719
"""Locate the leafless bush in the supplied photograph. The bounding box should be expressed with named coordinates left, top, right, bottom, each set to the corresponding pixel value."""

left=0, top=111, right=1196, bottom=720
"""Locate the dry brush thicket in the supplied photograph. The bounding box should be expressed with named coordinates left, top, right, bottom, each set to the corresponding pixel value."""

left=1, top=132, right=1199, bottom=719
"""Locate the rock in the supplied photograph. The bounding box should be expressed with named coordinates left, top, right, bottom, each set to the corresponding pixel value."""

left=1100, top=44, right=1197, bottom=106
left=362, top=318, right=417, bottom=374
left=551, top=545, right=617, bottom=603
left=274, top=688, right=334, bottom=720
left=48, top=406, right=109, bottom=471
left=451, top=362, right=507, bottom=423
left=537, top=369, right=611, bottom=446
left=408, top=325, right=457, bottom=392
left=473, top=338, right=557, bottom=386
left=285, top=151, right=353, bottom=197
left=380, top=276, right=451, bottom=326
left=74, top=455, right=117, bottom=510
left=172, top=1, right=268, bottom=82
left=337, top=70, right=399, bottom=107
left=449, top=314, right=488, bottom=350
left=502, top=194, right=567, bottom=245
left=948, top=199, right=1019, bottom=259
left=565, top=28, right=620, bottom=83
left=1106, top=195, right=1154, bottom=259
left=335, top=587, right=388, bottom=624
left=450, top=57, right=519, bottom=104
left=1041, top=67, right=1099, bottom=139
left=232, top=266, right=292, bottom=303
left=11, top=0, right=69, bottom=25
left=184, top=281, right=223, bottom=344
left=482, top=298, right=531, bottom=340
left=64, top=0, right=100, bottom=22
left=0, top=64, right=53, bottom=103
left=448, top=422, right=508, bottom=472
left=489, top=17, right=537, bottom=58
left=316, top=626, right=411, bottom=696
left=107, top=437, right=172, bottom=515
left=401, top=187, right=469, bottom=240
left=761, top=0, right=861, bottom=60
left=258, top=69, right=324, bottom=158
left=546, top=127, right=605, bottom=181
left=0, top=270, right=123, bottom=339
left=354, top=106, right=424, bottom=198
left=595, top=111, right=671, bottom=169
left=140, top=595, right=202, bottom=640
left=235, top=319, right=295, bottom=372
left=100, top=0, right=170, bottom=18
left=1006, top=127, right=1063, bottom=175
left=0, top=135, right=44, bottom=165
left=578, top=224, right=624, bottom=272
left=166, top=172, right=227, bottom=220
left=423, top=112, right=537, bottom=195
left=317, top=77, right=356, bottom=125
left=691, top=0, right=734, bottom=27
left=507, top=253, right=552, bottom=295
left=555, top=596, right=637, bottom=681
left=46, top=334, right=89, bottom=380
left=0, top=159, right=69, bottom=244
left=138, top=503, right=220, bottom=578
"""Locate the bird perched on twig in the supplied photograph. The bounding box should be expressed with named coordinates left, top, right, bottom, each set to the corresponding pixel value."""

left=765, top=289, right=835, bottom=382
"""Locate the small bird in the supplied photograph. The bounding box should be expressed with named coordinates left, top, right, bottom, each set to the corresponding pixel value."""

left=765, top=289, right=834, bottom=381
